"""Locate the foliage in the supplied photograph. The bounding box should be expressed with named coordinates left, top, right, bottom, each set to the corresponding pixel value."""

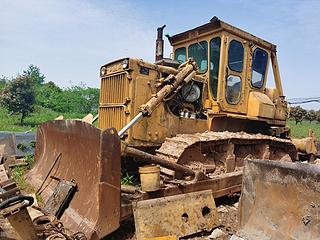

left=289, top=106, right=307, bottom=125
left=23, top=64, right=45, bottom=85
left=0, top=75, right=36, bottom=124
left=0, top=64, right=99, bottom=128
left=317, top=110, right=320, bottom=123
left=35, top=81, right=63, bottom=109
left=48, top=85, right=99, bottom=114
left=121, top=172, right=134, bottom=185
left=11, top=166, right=27, bottom=190
left=25, top=154, right=35, bottom=169
left=0, top=76, right=8, bottom=90
left=305, top=110, right=317, bottom=123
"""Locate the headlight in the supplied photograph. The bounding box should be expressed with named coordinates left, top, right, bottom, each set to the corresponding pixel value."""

left=181, top=83, right=201, bottom=102
left=100, top=67, right=106, bottom=76
left=122, top=59, right=129, bottom=69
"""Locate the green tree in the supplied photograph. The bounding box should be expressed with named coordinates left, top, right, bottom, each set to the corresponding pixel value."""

left=49, top=85, right=99, bottom=114
left=0, top=75, right=35, bottom=124
left=289, top=106, right=307, bottom=125
left=0, top=76, right=8, bottom=90
left=36, top=81, right=63, bottom=109
left=305, top=110, right=317, bottom=123
left=316, top=110, right=320, bottom=123
left=23, top=64, right=45, bottom=85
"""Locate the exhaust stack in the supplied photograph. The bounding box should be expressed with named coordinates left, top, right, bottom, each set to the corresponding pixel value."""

left=155, top=25, right=166, bottom=61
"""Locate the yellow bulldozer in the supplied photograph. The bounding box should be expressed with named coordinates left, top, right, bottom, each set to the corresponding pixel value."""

left=10, top=16, right=317, bottom=239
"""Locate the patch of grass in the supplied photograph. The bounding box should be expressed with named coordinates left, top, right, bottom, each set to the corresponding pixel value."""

left=121, top=172, right=134, bottom=185
left=10, top=155, right=43, bottom=205
left=11, top=166, right=27, bottom=190
left=287, top=120, right=320, bottom=139
left=0, top=106, right=86, bottom=132
left=25, top=154, right=35, bottom=169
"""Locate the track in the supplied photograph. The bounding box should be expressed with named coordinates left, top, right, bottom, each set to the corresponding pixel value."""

left=156, top=131, right=297, bottom=177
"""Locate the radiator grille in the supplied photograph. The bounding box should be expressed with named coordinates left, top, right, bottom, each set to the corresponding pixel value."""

left=99, top=72, right=129, bottom=130
left=99, top=106, right=126, bottom=130
left=100, top=72, right=128, bottom=104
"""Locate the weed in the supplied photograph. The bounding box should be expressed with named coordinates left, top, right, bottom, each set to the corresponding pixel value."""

left=11, top=166, right=27, bottom=190
left=121, top=172, right=134, bottom=185
left=25, top=154, right=35, bottom=169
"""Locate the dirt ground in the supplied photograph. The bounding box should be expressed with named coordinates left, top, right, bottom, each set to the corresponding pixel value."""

left=0, top=195, right=240, bottom=240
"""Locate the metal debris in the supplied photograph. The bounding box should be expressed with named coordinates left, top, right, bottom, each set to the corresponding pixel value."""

left=208, top=228, right=226, bottom=239
left=133, top=190, right=217, bottom=240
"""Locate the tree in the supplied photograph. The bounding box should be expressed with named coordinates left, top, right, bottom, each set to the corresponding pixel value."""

left=305, top=110, right=317, bottom=123
left=0, top=76, right=8, bottom=90
left=0, top=75, right=35, bottom=124
left=316, top=110, right=320, bottom=123
left=289, top=106, right=307, bottom=125
left=36, top=81, right=63, bottom=109
left=23, top=64, right=45, bottom=85
left=53, top=85, right=99, bottom=114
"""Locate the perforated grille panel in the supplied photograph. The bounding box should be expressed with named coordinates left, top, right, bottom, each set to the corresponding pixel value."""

left=100, top=73, right=128, bottom=104
left=98, top=72, right=129, bottom=130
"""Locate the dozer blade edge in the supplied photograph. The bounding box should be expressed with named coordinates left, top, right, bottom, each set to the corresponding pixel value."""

left=25, top=120, right=121, bottom=240
left=238, top=159, right=320, bottom=240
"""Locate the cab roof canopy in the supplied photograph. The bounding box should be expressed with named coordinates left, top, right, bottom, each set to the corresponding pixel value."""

left=169, top=16, right=276, bottom=52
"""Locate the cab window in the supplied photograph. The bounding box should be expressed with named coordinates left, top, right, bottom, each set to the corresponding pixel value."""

left=251, top=48, right=268, bottom=88
left=228, top=40, right=244, bottom=72
left=226, top=75, right=241, bottom=104
left=175, top=47, right=186, bottom=63
left=209, top=37, right=221, bottom=99
left=188, top=41, right=208, bottom=73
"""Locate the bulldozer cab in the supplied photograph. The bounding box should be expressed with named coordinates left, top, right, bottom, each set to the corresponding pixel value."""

left=170, top=17, right=287, bottom=126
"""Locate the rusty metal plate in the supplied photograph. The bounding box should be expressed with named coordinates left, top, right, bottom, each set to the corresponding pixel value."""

left=239, top=159, right=320, bottom=239
left=25, top=120, right=121, bottom=240
left=0, top=133, right=16, bottom=159
left=44, top=180, right=77, bottom=218
left=133, top=190, right=217, bottom=240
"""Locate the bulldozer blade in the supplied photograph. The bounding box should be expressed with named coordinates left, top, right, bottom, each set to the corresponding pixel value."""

left=238, top=159, right=320, bottom=240
left=25, top=120, right=121, bottom=240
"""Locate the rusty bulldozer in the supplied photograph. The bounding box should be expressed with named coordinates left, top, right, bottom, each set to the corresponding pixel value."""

left=8, top=16, right=317, bottom=239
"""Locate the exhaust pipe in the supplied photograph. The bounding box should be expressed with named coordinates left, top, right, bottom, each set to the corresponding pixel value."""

left=155, top=25, right=166, bottom=61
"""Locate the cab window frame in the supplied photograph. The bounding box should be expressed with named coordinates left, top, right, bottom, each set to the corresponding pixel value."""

left=209, top=37, right=221, bottom=99
left=188, top=41, right=208, bottom=74
left=226, top=75, right=242, bottom=105
left=251, top=47, right=268, bottom=89
left=174, top=47, right=187, bottom=63
left=228, top=40, right=244, bottom=73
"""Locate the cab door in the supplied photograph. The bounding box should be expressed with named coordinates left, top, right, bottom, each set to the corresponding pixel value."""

left=219, top=35, right=249, bottom=114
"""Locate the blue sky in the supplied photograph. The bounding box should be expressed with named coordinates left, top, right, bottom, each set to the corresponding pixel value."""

left=1, top=0, right=319, bottom=109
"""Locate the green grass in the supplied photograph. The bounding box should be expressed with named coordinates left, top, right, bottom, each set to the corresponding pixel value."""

left=10, top=155, right=44, bottom=205
left=287, top=120, right=320, bottom=139
left=0, top=106, right=86, bottom=132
